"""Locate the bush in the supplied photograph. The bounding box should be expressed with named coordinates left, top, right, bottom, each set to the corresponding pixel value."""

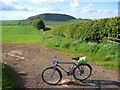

left=48, top=17, right=119, bottom=43
left=30, top=19, right=45, bottom=30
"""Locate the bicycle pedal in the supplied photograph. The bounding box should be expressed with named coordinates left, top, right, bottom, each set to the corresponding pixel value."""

left=67, top=72, right=70, bottom=76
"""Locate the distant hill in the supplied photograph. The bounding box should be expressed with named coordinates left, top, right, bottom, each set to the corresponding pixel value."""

left=27, top=13, right=76, bottom=21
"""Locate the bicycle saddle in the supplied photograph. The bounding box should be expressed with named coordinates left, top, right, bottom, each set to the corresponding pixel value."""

left=72, top=57, right=79, bottom=61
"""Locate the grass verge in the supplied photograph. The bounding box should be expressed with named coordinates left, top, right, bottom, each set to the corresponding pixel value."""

left=2, top=62, right=20, bottom=89
left=42, top=34, right=118, bottom=71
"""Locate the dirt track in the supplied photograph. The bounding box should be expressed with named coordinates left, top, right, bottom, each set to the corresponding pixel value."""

left=2, top=44, right=120, bottom=88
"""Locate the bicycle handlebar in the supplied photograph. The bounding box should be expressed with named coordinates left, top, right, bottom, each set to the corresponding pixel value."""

left=52, top=56, right=58, bottom=66
left=52, top=56, right=57, bottom=59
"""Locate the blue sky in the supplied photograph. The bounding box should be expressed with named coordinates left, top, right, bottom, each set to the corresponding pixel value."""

left=0, top=0, right=119, bottom=20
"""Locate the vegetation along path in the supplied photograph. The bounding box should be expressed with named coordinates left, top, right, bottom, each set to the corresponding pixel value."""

left=2, top=44, right=120, bottom=88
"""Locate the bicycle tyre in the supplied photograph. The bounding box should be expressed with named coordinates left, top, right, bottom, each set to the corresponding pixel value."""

left=73, top=64, right=92, bottom=81
left=42, top=67, right=62, bottom=85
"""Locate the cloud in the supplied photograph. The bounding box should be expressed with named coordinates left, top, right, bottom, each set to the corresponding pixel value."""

left=80, top=3, right=95, bottom=13
left=1, top=0, right=38, bottom=11
left=97, top=9, right=112, bottom=13
left=70, top=8, right=79, bottom=12
left=1, top=0, right=63, bottom=11
left=70, top=0, right=80, bottom=12
left=1, top=0, right=17, bottom=3
left=70, top=0, right=80, bottom=8
left=1, top=8, right=62, bottom=20
left=28, top=0, right=64, bottom=4
left=96, top=16, right=110, bottom=19
left=1, top=11, right=36, bottom=20
left=80, top=3, right=117, bottom=14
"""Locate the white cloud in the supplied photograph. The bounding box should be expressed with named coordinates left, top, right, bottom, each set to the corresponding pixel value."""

left=96, top=9, right=118, bottom=14
left=1, top=0, right=17, bottom=3
left=28, top=0, right=64, bottom=4
left=1, top=7, right=62, bottom=20
left=88, top=3, right=93, bottom=7
left=96, top=16, right=110, bottom=19
left=80, top=3, right=117, bottom=14
left=1, top=0, right=63, bottom=11
left=70, top=0, right=80, bottom=8
left=14, top=5, right=35, bottom=11
left=97, top=9, right=111, bottom=13
left=80, top=3, right=94, bottom=13
left=70, top=8, right=79, bottom=12
left=1, top=0, right=38, bottom=11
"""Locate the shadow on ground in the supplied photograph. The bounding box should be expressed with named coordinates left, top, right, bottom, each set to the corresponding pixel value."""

left=57, top=80, right=120, bottom=88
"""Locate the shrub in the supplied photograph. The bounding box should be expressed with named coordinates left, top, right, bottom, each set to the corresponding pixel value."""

left=49, top=17, right=119, bottom=43
left=30, top=19, right=45, bottom=30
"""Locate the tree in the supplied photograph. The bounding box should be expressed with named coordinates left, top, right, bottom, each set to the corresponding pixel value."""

left=31, top=19, right=45, bottom=30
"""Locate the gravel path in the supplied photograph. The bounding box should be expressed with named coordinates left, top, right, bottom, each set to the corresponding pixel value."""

left=2, top=44, right=120, bottom=89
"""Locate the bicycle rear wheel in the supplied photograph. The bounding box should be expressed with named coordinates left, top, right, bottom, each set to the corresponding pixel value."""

left=42, top=67, right=62, bottom=85
left=73, top=64, right=92, bottom=81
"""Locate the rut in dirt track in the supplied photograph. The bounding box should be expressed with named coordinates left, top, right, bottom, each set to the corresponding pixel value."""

left=2, top=44, right=120, bottom=88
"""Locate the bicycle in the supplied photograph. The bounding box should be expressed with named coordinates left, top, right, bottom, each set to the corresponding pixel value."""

left=42, top=56, right=92, bottom=85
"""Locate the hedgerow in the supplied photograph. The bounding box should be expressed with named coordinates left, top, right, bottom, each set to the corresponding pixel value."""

left=49, top=17, right=119, bottom=43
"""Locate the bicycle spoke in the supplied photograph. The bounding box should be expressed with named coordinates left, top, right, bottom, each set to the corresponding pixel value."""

left=73, top=64, right=92, bottom=81
left=42, top=67, right=62, bottom=85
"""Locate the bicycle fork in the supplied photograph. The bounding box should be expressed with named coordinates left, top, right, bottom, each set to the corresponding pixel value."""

left=50, top=67, right=57, bottom=77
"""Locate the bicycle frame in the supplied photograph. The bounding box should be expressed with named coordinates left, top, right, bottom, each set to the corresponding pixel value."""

left=54, top=61, right=78, bottom=76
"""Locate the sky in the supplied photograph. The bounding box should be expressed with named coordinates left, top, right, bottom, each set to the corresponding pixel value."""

left=0, top=0, right=119, bottom=20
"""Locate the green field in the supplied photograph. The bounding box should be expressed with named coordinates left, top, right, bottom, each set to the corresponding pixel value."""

left=1, top=20, right=29, bottom=26
left=1, top=19, right=88, bottom=27
left=44, top=19, right=88, bottom=27
left=1, top=21, right=19, bottom=26
left=2, top=26, right=43, bottom=44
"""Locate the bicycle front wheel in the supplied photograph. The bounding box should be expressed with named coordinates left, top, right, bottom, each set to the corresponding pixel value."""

left=42, top=67, right=62, bottom=85
left=73, top=64, right=92, bottom=81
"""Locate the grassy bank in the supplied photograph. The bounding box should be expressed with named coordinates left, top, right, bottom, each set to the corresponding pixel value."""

left=42, top=34, right=118, bottom=71
left=2, top=62, right=20, bottom=88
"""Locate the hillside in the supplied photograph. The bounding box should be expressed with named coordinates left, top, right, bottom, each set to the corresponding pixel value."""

left=48, top=17, right=119, bottom=43
left=27, top=13, right=76, bottom=21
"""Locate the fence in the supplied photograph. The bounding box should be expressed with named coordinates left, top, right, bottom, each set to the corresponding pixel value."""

left=107, top=34, right=120, bottom=45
